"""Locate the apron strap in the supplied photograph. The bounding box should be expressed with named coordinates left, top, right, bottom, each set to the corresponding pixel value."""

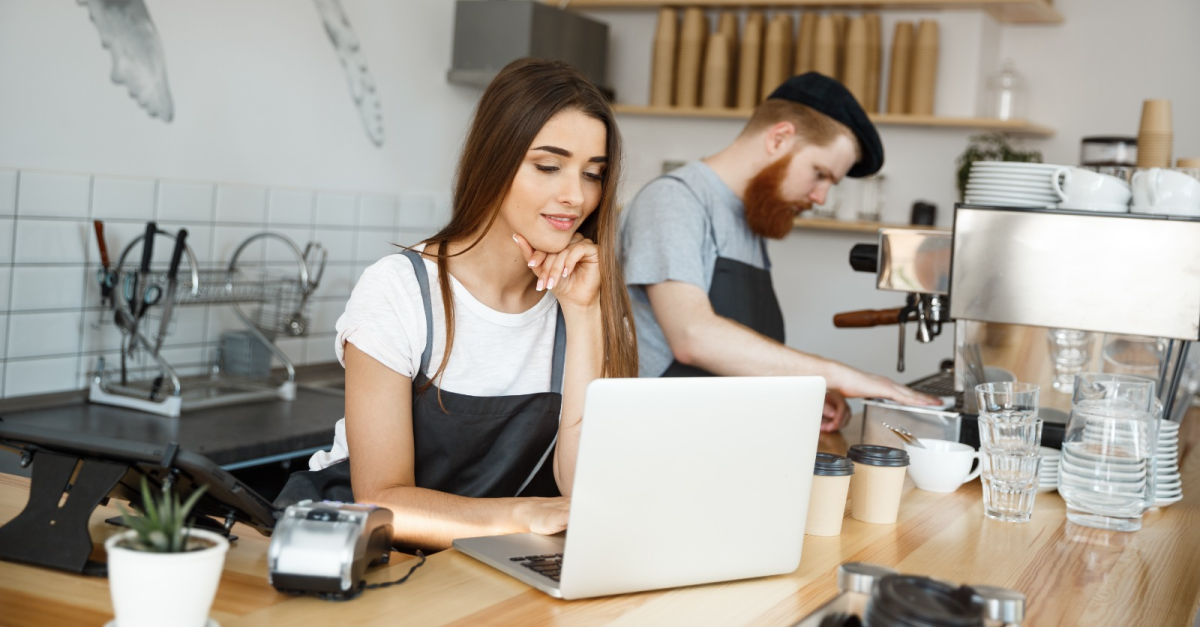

left=549, top=306, right=566, bottom=394
left=401, top=249, right=435, bottom=375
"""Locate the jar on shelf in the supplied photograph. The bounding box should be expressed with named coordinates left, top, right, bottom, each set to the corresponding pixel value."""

left=983, top=59, right=1027, bottom=121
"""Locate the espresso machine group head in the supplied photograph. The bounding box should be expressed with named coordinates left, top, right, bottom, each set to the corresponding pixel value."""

left=836, top=229, right=952, bottom=372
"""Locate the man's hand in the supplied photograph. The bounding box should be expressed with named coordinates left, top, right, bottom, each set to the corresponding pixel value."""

left=824, top=363, right=941, bottom=407
left=822, top=389, right=851, bottom=432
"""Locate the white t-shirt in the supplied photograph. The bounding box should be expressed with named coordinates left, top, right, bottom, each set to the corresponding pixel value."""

left=309, top=245, right=561, bottom=470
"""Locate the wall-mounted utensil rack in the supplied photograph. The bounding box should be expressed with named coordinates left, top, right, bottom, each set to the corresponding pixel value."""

left=88, top=230, right=327, bottom=417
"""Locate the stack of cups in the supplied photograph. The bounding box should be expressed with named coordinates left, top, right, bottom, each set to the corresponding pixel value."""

left=848, top=445, right=910, bottom=524
left=805, top=453, right=854, bottom=536
left=976, top=382, right=1043, bottom=523
left=1137, top=99, right=1173, bottom=168
left=1045, top=329, right=1093, bottom=392
left=908, top=20, right=939, bottom=115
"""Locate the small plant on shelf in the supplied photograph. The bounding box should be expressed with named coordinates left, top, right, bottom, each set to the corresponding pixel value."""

left=955, top=133, right=1043, bottom=201
left=115, top=477, right=209, bottom=552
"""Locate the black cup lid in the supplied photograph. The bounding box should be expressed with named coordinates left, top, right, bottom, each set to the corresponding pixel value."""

left=865, top=575, right=984, bottom=627
left=848, top=444, right=910, bottom=467
left=814, top=452, right=855, bottom=476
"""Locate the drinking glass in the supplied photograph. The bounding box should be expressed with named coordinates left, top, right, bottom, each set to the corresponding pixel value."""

left=1046, top=329, right=1093, bottom=392
left=1058, top=373, right=1159, bottom=532
left=975, top=382, right=1042, bottom=523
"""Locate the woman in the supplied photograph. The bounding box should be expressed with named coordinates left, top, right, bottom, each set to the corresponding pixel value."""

left=276, top=58, right=637, bottom=551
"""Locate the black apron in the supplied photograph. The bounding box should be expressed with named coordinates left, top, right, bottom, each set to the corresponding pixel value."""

left=276, top=250, right=565, bottom=507
left=659, top=174, right=785, bottom=378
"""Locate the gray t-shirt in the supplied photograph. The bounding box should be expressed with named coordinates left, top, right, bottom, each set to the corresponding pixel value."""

left=619, top=161, right=770, bottom=377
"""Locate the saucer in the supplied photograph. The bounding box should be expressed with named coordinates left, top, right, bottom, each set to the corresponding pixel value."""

left=1130, top=204, right=1200, bottom=217
left=1154, top=495, right=1183, bottom=507
left=1057, top=203, right=1131, bottom=213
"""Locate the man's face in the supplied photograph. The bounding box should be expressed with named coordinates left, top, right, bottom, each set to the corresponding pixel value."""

left=743, top=134, right=858, bottom=239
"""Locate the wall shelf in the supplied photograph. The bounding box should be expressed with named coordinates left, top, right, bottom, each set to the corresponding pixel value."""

left=792, top=216, right=948, bottom=233
left=612, top=104, right=1055, bottom=137
left=563, top=0, right=1063, bottom=25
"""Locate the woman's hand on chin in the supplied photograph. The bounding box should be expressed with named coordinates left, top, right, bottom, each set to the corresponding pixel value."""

left=513, top=233, right=602, bottom=312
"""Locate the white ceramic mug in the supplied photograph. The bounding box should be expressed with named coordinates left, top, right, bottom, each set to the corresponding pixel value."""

left=1053, top=166, right=1132, bottom=212
left=1130, top=168, right=1200, bottom=215
left=904, top=439, right=982, bottom=493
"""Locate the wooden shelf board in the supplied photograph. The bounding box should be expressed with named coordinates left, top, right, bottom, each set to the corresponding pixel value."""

left=562, top=0, right=1063, bottom=24
left=792, top=216, right=948, bottom=233
left=612, top=104, right=1055, bottom=136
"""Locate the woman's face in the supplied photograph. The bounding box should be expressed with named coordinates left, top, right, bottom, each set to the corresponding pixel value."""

left=499, top=109, right=608, bottom=253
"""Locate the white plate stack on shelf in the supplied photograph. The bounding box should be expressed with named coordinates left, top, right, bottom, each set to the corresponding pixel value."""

left=1038, top=446, right=1061, bottom=493
left=965, top=161, right=1063, bottom=208
left=1155, top=419, right=1182, bottom=507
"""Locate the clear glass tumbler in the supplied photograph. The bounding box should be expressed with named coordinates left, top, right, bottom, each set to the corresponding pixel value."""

left=1058, top=373, right=1160, bottom=532
left=1046, top=329, right=1093, bottom=392
left=976, top=382, right=1042, bottom=523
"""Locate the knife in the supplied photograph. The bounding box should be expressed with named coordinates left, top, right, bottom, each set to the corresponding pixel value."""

left=153, top=229, right=188, bottom=356
left=93, top=220, right=115, bottom=308
left=125, top=222, right=157, bottom=356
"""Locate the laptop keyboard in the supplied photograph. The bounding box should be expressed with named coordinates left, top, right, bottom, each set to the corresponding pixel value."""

left=509, top=553, right=564, bottom=582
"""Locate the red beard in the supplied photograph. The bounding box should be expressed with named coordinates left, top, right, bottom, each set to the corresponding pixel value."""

left=743, top=153, right=808, bottom=239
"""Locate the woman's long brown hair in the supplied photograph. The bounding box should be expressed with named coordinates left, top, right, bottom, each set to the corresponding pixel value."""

left=419, top=58, right=637, bottom=398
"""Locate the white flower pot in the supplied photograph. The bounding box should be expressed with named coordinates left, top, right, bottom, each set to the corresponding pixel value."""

left=105, top=528, right=229, bottom=627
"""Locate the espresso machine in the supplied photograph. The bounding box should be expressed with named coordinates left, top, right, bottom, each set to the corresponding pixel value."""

left=840, top=205, right=1200, bottom=449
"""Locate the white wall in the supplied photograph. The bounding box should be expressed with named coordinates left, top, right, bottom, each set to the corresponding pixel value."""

left=0, top=0, right=1197, bottom=398
left=0, top=0, right=474, bottom=194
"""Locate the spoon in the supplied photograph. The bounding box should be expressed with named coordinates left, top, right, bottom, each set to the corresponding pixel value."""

left=882, top=422, right=926, bottom=449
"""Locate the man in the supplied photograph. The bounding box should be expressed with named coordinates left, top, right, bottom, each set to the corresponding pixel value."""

left=619, top=73, right=939, bottom=431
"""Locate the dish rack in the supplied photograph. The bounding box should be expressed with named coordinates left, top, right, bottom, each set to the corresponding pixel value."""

left=89, top=231, right=327, bottom=417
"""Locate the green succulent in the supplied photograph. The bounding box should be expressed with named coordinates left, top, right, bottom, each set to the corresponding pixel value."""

left=116, top=477, right=209, bottom=553
left=956, top=133, right=1044, bottom=201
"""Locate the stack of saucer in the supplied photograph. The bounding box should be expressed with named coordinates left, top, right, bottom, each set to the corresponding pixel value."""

left=1155, top=419, right=1182, bottom=507
left=965, top=161, right=1063, bottom=208
left=1038, top=446, right=1061, bottom=492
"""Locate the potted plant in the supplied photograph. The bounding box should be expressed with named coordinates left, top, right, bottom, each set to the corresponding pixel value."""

left=105, top=478, right=227, bottom=627
left=955, top=133, right=1044, bottom=201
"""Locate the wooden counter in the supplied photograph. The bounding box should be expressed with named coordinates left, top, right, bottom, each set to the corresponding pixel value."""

left=2, top=409, right=1198, bottom=626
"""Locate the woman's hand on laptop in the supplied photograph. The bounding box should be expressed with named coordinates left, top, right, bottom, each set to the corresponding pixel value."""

left=515, top=496, right=571, bottom=535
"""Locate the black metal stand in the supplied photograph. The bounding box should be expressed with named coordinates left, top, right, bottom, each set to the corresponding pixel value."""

left=0, top=450, right=128, bottom=573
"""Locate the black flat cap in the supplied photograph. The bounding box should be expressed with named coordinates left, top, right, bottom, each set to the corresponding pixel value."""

left=767, top=72, right=883, bottom=178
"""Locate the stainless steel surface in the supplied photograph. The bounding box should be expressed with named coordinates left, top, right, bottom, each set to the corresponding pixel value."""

left=971, top=584, right=1026, bottom=625
left=949, top=206, right=1200, bottom=340
left=877, top=229, right=952, bottom=295
left=837, top=562, right=899, bottom=594
left=448, top=1, right=608, bottom=91
left=864, top=400, right=961, bottom=446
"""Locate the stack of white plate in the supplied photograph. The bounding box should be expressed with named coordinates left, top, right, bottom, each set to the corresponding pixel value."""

left=965, top=161, right=1063, bottom=208
left=1155, top=419, right=1182, bottom=507
left=1038, top=446, right=1061, bottom=492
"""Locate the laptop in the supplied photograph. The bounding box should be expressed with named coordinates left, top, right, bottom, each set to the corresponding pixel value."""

left=453, top=376, right=825, bottom=600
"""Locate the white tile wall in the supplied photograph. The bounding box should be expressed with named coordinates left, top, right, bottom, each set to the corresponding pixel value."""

left=0, top=167, right=442, bottom=398
left=316, top=192, right=358, bottom=227
left=0, top=170, right=18, bottom=215
left=17, top=171, right=91, bottom=218
left=158, top=181, right=214, bottom=223
left=93, top=176, right=156, bottom=221
left=216, top=185, right=267, bottom=224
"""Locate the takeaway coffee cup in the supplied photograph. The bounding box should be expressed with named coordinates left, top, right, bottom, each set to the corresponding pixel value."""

left=848, top=444, right=910, bottom=524
left=806, top=452, right=855, bottom=536
left=904, top=439, right=982, bottom=493
left=1052, top=166, right=1132, bottom=212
